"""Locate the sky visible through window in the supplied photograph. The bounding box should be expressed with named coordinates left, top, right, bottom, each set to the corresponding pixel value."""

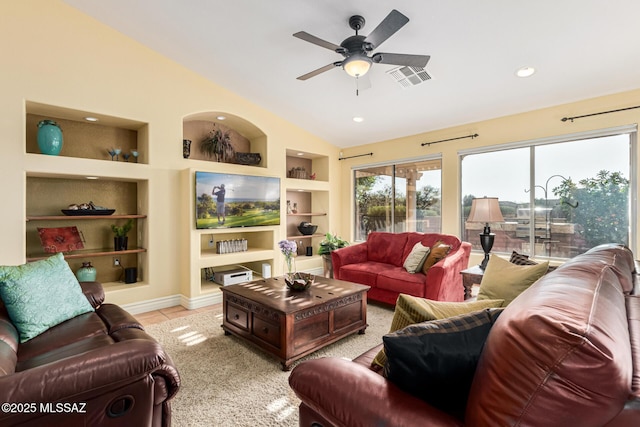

left=462, top=134, right=629, bottom=203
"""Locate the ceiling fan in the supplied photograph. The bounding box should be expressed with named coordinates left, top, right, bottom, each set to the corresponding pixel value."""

left=293, top=9, right=430, bottom=81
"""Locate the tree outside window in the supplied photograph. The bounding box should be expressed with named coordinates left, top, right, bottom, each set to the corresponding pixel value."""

left=554, top=170, right=629, bottom=248
left=354, top=159, right=442, bottom=241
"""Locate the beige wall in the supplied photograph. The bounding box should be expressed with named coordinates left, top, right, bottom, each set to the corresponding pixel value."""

left=338, top=89, right=640, bottom=264
left=0, top=1, right=340, bottom=306
left=2, top=1, right=639, bottom=306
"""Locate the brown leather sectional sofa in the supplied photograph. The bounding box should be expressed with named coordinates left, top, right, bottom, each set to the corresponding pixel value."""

left=290, top=244, right=640, bottom=426
left=0, top=281, right=180, bottom=426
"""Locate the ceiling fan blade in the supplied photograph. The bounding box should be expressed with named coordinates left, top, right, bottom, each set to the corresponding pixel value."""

left=364, top=9, right=409, bottom=49
left=372, top=53, right=430, bottom=68
left=293, top=31, right=341, bottom=52
left=296, top=62, right=341, bottom=81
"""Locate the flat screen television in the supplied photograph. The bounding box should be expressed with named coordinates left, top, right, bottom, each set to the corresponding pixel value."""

left=195, top=171, right=281, bottom=229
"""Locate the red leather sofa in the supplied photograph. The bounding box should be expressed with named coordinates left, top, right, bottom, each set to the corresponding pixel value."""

left=331, top=232, right=471, bottom=305
left=290, top=244, right=640, bottom=426
left=0, top=281, right=180, bottom=426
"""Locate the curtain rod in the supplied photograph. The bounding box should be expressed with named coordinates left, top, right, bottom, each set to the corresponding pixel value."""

left=421, top=133, right=478, bottom=147
left=561, top=105, right=640, bottom=122
left=338, top=152, right=373, bottom=161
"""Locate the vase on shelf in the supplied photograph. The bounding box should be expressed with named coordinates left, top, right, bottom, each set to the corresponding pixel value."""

left=76, top=261, right=97, bottom=282
left=183, top=139, right=191, bottom=158
left=37, top=119, right=63, bottom=155
left=114, top=236, right=128, bottom=251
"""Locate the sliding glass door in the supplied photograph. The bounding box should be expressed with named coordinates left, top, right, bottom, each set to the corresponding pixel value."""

left=354, top=159, right=442, bottom=241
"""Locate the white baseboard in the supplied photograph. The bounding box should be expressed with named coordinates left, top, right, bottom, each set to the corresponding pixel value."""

left=120, top=271, right=325, bottom=315
left=121, top=292, right=222, bottom=314
left=180, top=292, right=223, bottom=310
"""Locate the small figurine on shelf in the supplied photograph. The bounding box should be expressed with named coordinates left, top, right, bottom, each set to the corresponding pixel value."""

left=287, top=200, right=293, bottom=214
left=292, top=203, right=298, bottom=214
left=310, top=173, right=316, bottom=180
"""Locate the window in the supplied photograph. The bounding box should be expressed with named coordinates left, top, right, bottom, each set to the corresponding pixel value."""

left=461, top=127, right=635, bottom=259
left=354, top=158, right=442, bottom=241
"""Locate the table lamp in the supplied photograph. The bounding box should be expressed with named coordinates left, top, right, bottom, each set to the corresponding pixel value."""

left=466, top=197, right=505, bottom=270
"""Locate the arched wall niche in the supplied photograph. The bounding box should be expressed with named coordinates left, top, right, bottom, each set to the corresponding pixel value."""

left=183, top=111, right=267, bottom=167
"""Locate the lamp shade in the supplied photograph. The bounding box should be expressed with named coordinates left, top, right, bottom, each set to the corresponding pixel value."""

left=343, top=54, right=372, bottom=77
left=467, top=197, right=505, bottom=224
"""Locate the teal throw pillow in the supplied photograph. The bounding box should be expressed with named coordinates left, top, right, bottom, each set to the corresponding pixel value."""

left=0, top=253, right=94, bottom=343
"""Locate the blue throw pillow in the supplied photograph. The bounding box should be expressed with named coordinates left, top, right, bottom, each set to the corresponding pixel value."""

left=383, top=308, right=503, bottom=419
left=0, top=253, right=94, bottom=343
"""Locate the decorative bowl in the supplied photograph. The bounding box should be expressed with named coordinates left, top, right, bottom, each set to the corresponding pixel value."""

left=284, top=272, right=314, bottom=291
left=62, top=209, right=115, bottom=216
left=297, top=222, right=318, bottom=235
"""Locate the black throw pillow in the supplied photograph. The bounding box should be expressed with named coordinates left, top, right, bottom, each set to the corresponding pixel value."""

left=382, top=308, right=503, bottom=419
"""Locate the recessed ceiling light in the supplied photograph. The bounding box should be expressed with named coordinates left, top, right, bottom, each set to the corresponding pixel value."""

left=84, top=117, right=98, bottom=122
left=85, top=176, right=99, bottom=180
left=297, top=152, right=304, bottom=156
left=516, top=66, right=536, bottom=78
left=216, top=115, right=226, bottom=120
left=353, top=116, right=364, bottom=123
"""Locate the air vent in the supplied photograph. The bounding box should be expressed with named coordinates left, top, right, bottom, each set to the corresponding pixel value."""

left=386, top=66, right=431, bottom=88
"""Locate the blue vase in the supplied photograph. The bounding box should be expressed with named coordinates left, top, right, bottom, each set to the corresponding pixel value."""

left=37, top=119, right=63, bottom=155
left=76, top=262, right=97, bottom=282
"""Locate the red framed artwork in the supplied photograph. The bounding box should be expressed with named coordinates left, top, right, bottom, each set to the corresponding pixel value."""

left=37, top=226, right=84, bottom=253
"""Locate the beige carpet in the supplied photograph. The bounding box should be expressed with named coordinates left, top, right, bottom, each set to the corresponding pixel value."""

left=145, top=303, right=394, bottom=427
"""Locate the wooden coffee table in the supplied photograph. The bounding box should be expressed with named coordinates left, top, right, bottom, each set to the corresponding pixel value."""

left=221, top=276, right=369, bottom=370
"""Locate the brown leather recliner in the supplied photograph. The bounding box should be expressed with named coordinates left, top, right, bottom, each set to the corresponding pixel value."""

left=0, top=281, right=180, bottom=426
left=290, top=244, right=640, bottom=426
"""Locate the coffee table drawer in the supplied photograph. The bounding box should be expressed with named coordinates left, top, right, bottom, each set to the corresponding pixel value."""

left=226, top=303, right=249, bottom=330
left=253, top=316, right=281, bottom=348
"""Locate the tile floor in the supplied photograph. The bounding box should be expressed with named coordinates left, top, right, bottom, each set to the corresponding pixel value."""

left=134, top=304, right=220, bottom=327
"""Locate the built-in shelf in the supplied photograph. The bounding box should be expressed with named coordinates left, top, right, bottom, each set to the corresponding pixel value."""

left=284, top=148, right=329, bottom=278
left=286, top=233, right=324, bottom=240
left=287, top=213, right=326, bottom=217
left=183, top=112, right=267, bottom=168
left=285, top=149, right=329, bottom=182
left=26, top=101, right=148, bottom=164
left=27, top=214, right=146, bottom=221
left=27, top=248, right=146, bottom=262
left=198, top=248, right=275, bottom=268
left=24, top=101, right=150, bottom=287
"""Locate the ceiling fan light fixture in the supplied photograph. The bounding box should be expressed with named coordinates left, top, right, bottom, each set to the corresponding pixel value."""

left=343, top=55, right=372, bottom=77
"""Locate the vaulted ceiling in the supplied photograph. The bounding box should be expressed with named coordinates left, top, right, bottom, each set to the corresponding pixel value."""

left=63, top=0, right=640, bottom=147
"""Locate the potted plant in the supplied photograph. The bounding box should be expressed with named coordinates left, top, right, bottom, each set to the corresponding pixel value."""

left=317, top=233, right=349, bottom=278
left=200, top=128, right=234, bottom=162
left=111, top=219, right=134, bottom=251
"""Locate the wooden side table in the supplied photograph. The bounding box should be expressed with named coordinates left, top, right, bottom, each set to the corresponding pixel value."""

left=460, top=265, right=484, bottom=300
